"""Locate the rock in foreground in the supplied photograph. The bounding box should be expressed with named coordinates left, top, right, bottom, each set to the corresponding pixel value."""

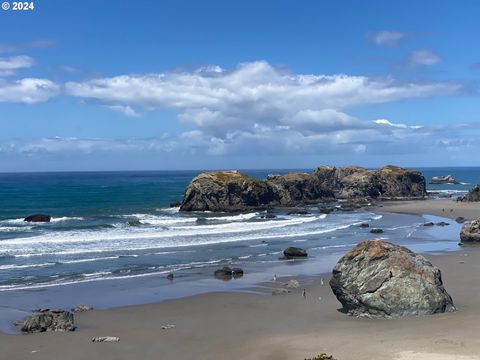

left=460, top=219, right=480, bottom=242
left=24, top=214, right=51, bottom=222
left=330, top=240, right=455, bottom=318
left=21, top=309, right=75, bottom=333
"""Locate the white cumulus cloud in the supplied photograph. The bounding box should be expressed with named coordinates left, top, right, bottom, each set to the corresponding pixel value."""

left=0, top=78, right=60, bottom=104
left=0, top=55, right=34, bottom=76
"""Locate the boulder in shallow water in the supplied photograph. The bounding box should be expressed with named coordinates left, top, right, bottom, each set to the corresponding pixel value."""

left=330, top=240, right=455, bottom=318
left=24, top=214, right=51, bottom=222
left=214, top=266, right=244, bottom=280
left=283, top=247, right=308, bottom=258
left=423, top=222, right=435, bottom=227
left=436, top=221, right=450, bottom=226
left=460, top=219, right=480, bottom=243
left=21, top=309, right=75, bottom=333
left=456, top=217, right=467, bottom=224
left=370, top=228, right=383, bottom=234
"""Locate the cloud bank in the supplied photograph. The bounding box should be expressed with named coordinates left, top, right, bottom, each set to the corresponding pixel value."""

left=1, top=60, right=475, bottom=167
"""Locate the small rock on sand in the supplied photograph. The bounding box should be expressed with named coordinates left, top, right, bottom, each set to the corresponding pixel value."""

left=92, top=336, right=120, bottom=342
left=72, top=304, right=93, bottom=313
left=283, top=279, right=300, bottom=289
left=161, top=324, right=175, bottom=330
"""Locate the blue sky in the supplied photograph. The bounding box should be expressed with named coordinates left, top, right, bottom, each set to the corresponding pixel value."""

left=0, top=0, right=479, bottom=171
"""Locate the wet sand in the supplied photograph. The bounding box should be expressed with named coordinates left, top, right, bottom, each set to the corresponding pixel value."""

left=2, top=199, right=480, bottom=360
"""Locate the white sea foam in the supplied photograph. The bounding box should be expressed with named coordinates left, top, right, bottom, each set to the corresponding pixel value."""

left=205, top=212, right=259, bottom=221
left=0, top=262, right=57, bottom=270
left=0, top=216, right=320, bottom=248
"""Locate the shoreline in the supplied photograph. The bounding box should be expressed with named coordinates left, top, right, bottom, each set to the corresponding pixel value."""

left=1, top=199, right=480, bottom=359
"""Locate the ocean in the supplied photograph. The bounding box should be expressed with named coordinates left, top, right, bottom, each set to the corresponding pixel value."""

left=0, top=167, right=476, bottom=293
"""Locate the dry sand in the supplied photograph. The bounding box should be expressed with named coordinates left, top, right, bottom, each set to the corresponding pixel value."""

left=377, top=198, right=480, bottom=221
left=2, top=199, right=480, bottom=360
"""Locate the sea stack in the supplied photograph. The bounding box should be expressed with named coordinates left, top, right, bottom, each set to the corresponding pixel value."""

left=180, top=165, right=426, bottom=212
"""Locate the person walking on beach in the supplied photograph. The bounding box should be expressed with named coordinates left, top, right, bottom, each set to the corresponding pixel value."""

left=273, top=273, right=277, bottom=281
left=302, top=288, right=306, bottom=298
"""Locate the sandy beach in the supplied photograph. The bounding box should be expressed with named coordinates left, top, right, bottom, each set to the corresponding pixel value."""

left=377, top=198, right=480, bottom=221
left=2, top=199, right=480, bottom=360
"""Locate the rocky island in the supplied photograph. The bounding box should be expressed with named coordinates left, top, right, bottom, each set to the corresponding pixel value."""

left=180, top=165, right=426, bottom=212
left=429, top=175, right=460, bottom=184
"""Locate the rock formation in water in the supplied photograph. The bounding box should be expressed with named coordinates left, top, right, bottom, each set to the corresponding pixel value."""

left=180, top=166, right=426, bottom=212
left=283, top=247, right=308, bottom=259
left=24, top=214, right=51, bottom=222
left=430, top=175, right=460, bottom=185
left=329, top=240, right=455, bottom=318
left=314, top=165, right=425, bottom=200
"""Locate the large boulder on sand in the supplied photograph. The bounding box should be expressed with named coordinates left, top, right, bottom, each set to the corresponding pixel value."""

left=24, top=214, right=51, bottom=222
left=180, top=171, right=276, bottom=212
left=460, top=219, right=480, bottom=242
left=21, top=309, right=75, bottom=333
left=314, top=165, right=426, bottom=200
left=460, top=184, right=480, bottom=202
left=330, top=240, right=455, bottom=318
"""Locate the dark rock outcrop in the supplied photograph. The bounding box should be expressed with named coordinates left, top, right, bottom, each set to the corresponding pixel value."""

left=180, top=166, right=426, bottom=212
left=169, top=201, right=181, bottom=208
left=330, top=240, right=455, bottom=318
left=423, top=222, right=435, bottom=227
left=436, top=221, right=450, bottom=226
left=460, top=184, right=480, bottom=202
left=214, top=266, right=244, bottom=280
left=24, top=214, right=51, bottom=222
left=370, top=228, right=383, bottom=234
left=456, top=217, right=467, bottom=224
left=359, top=223, right=370, bottom=228
left=180, top=171, right=277, bottom=212
left=318, top=206, right=334, bottom=214
left=314, top=165, right=426, bottom=200
left=460, top=219, right=480, bottom=242
left=21, top=309, right=76, bottom=333
left=430, top=175, right=460, bottom=185
left=283, top=247, right=308, bottom=258
left=267, top=173, right=334, bottom=206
